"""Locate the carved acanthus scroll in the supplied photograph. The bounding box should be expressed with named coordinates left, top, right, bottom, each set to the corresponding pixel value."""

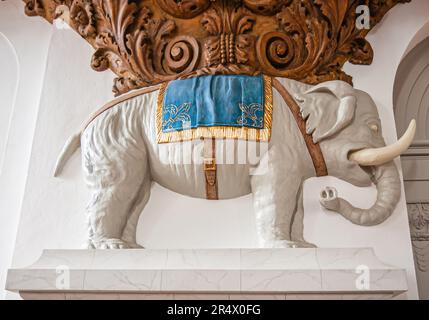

left=22, top=0, right=410, bottom=95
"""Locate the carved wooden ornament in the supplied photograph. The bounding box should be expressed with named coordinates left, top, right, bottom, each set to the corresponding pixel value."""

left=23, top=0, right=410, bottom=96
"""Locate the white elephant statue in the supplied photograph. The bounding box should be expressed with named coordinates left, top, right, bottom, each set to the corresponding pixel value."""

left=54, top=75, right=416, bottom=249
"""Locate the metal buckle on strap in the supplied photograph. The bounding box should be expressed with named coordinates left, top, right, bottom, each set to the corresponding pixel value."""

left=204, top=158, right=216, bottom=171
left=203, top=138, right=218, bottom=200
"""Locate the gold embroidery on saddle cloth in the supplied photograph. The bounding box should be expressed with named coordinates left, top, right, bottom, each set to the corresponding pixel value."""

left=156, top=75, right=273, bottom=144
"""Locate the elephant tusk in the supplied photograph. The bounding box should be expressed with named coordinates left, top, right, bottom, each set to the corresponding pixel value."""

left=349, top=119, right=416, bottom=166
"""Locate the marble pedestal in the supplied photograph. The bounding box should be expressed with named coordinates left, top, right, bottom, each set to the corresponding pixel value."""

left=6, top=248, right=407, bottom=300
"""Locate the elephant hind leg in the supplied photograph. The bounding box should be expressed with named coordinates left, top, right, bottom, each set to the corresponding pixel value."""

left=83, top=155, right=150, bottom=249
left=82, top=105, right=150, bottom=249
left=121, top=178, right=151, bottom=247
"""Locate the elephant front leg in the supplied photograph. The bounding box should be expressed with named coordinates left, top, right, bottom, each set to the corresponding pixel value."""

left=250, top=156, right=307, bottom=248
left=290, top=185, right=317, bottom=248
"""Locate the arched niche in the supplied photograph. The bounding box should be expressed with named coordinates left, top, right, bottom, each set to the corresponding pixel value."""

left=394, top=37, right=429, bottom=143
left=0, top=32, right=20, bottom=175
left=393, top=21, right=429, bottom=300
left=402, top=20, right=429, bottom=59
left=394, top=35, right=429, bottom=193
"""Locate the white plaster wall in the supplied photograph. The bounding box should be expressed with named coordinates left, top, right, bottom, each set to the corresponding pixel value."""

left=403, top=20, right=429, bottom=58
left=0, top=2, right=53, bottom=300
left=7, top=0, right=429, bottom=300
left=11, top=27, right=115, bottom=262
left=0, top=32, right=19, bottom=173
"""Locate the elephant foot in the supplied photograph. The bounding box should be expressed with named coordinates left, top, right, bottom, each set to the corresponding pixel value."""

left=320, top=186, right=340, bottom=212
left=261, top=240, right=316, bottom=249
left=292, top=240, right=317, bottom=248
left=87, top=238, right=144, bottom=249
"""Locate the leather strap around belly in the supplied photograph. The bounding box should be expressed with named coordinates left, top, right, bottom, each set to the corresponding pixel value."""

left=273, top=79, right=328, bottom=177
left=203, top=137, right=219, bottom=200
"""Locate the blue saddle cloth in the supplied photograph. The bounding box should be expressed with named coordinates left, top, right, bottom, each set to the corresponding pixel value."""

left=157, top=74, right=272, bottom=143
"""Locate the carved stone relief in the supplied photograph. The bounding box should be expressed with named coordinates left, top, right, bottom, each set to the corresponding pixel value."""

left=412, top=241, right=429, bottom=273
left=409, top=203, right=429, bottom=242
left=408, top=202, right=429, bottom=273
left=23, top=0, right=410, bottom=95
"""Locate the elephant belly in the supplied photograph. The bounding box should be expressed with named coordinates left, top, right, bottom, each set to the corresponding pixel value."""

left=148, top=139, right=258, bottom=199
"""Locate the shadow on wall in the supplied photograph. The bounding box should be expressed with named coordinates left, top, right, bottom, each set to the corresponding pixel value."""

left=0, top=32, right=20, bottom=175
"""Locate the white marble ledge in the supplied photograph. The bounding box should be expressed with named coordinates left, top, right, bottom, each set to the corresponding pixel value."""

left=6, top=248, right=408, bottom=298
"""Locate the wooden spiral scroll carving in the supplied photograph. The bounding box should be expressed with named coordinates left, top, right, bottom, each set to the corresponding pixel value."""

left=22, top=0, right=411, bottom=96
left=163, top=36, right=200, bottom=74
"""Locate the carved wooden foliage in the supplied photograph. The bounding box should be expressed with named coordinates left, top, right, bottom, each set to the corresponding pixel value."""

left=22, top=0, right=410, bottom=95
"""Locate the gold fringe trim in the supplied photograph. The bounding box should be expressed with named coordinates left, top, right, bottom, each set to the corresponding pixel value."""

left=157, top=75, right=273, bottom=144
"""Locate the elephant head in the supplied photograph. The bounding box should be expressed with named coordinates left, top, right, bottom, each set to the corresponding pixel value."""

left=298, top=81, right=416, bottom=226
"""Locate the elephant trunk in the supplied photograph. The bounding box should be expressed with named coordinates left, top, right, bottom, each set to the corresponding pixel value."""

left=321, top=162, right=401, bottom=226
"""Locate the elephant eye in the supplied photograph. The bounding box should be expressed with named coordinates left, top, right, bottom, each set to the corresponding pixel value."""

left=294, top=95, right=305, bottom=103
left=370, top=124, right=379, bottom=133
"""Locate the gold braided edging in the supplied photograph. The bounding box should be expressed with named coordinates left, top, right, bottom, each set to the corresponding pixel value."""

left=156, top=75, right=273, bottom=144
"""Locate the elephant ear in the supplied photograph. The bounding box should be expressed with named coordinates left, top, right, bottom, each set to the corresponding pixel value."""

left=298, top=81, right=357, bottom=143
